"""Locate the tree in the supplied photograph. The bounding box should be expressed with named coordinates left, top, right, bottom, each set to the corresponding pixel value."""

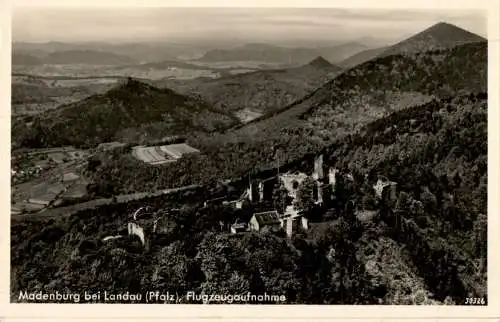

left=153, top=241, right=192, bottom=295
left=472, top=213, right=487, bottom=264
left=272, top=182, right=291, bottom=214
left=294, top=176, right=317, bottom=214
left=322, top=184, right=334, bottom=208
left=321, top=216, right=369, bottom=303
left=420, top=188, right=437, bottom=215
left=334, top=171, right=347, bottom=210
left=361, top=193, right=376, bottom=211
left=453, top=172, right=462, bottom=188
left=196, top=232, right=236, bottom=291
left=344, top=200, right=356, bottom=224
left=394, top=192, right=412, bottom=216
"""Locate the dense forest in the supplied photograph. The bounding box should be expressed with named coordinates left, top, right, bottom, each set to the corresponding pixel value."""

left=11, top=24, right=487, bottom=304
left=12, top=91, right=487, bottom=304
left=324, top=92, right=488, bottom=300
left=8, top=176, right=447, bottom=304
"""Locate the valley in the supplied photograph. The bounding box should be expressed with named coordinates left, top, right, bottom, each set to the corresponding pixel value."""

left=10, top=18, right=489, bottom=305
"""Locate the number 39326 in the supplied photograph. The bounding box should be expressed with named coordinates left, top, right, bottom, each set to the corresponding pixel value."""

left=465, top=297, right=486, bottom=305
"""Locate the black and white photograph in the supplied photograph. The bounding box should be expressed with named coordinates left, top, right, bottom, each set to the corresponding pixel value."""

left=8, top=3, right=491, bottom=308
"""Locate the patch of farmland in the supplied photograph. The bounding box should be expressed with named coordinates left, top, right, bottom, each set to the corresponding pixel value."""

left=234, top=108, right=263, bottom=123
left=132, top=143, right=200, bottom=165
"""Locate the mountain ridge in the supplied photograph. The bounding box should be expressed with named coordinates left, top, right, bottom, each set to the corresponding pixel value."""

left=380, top=21, right=486, bottom=57
left=12, top=49, right=137, bottom=65
left=307, top=56, right=336, bottom=69
left=44, top=50, right=136, bottom=65
left=339, top=22, right=485, bottom=69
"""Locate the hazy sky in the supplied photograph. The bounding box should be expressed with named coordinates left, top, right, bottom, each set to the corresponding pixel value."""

left=12, top=8, right=486, bottom=44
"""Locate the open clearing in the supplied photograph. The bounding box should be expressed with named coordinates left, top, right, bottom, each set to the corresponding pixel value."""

left=132, top=143, right=200, bottom=165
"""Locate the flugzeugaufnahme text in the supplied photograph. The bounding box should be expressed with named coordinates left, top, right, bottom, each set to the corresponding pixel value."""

left=185, top=291, right=287, bottom=303
left=18, top=290, right=287, bottom=303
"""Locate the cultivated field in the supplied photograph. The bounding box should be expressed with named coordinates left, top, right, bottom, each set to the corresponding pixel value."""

left=11, top=147, right=91, bottom=214
left=132, top=143, right=200, bottom=165
left=234, top=108, right=264, bottom=123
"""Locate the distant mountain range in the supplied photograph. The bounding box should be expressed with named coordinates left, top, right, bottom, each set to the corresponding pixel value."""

left=12, top=41, right=193, bottom=63
left=197, top=42, right=369, bottom=64
left=12, top=22, right=487, bottom=150
left=43, top=50, right=136, bottom=65
left=11, top=42, right=368, bottom=66
left=13, top=23, right=482, bottom=68
left=11, top=40, right=369, bottom=66
left=12, top=50, right=136, bottom=65
left=157, top=56, right=342, bottom=122
left=217, top=23, right=486, bottom=149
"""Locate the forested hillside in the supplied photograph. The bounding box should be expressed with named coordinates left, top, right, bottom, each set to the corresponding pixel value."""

left=324, top=92, right=487, bottom=300
left=85, top=41, right=486, bottom=195
left=11, top=92, right=487, bottom=304
left=12, top=79, right=240, bottom=149
left=302, top=41, right=486, bottom=137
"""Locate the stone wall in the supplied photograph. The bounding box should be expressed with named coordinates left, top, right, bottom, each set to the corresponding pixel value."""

left=127, top=222, right=145, bottom=246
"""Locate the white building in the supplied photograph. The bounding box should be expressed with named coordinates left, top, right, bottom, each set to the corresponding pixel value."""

left=249, top=210, right=281, bottom=232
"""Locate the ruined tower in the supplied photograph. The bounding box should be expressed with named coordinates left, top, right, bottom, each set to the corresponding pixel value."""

left=313, top=154, right=324, bottom=181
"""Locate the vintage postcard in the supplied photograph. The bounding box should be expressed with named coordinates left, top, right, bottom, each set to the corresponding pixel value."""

left=1, top=0, right=499, bottom=320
